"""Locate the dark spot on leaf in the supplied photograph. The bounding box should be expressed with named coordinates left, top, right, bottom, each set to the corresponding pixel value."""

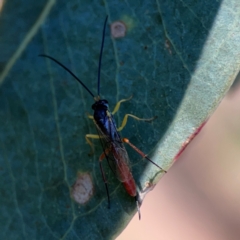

left=156, top=15, right=162, bottom=24
left=146, top=26, right=151, bottom=31
left=71, top=4, right=78, bottom=12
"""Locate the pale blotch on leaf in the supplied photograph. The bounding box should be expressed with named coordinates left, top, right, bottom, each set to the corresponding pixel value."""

left=111, top=21, right=127, bottom=38
left=71, top=172, right=94, bottom=204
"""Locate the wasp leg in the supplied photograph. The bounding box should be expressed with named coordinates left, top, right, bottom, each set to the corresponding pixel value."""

left=86, top=113, right=94, bottom=119
left=122, top=138, right=167, bottom=173
left=99, top=150, right=111, bottom=209
left=117, top=114, right=157, bottom=132
left=112, top=95, right=133, bottom=115
left=85, top=134, right=99, bottom=155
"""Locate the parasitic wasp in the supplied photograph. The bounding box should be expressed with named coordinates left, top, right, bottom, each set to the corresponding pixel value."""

left=39, top=16, right=166, bottom=220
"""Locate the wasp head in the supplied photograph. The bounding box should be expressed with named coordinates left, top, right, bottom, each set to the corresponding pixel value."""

left=92, top=99, right=109, bottom=110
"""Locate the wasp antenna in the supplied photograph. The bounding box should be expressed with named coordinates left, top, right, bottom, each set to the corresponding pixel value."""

left=97, top=16, right=108, bottom=96
left=39, top=54, right=95, bottom=98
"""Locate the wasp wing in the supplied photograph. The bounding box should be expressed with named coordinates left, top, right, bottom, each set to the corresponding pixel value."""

left=94, top=113, right=132, bottom=183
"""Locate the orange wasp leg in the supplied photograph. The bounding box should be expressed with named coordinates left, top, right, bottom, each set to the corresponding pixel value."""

left=122, top=138, right=167, bottom=173
left=99, top=148, right=111, bottom=208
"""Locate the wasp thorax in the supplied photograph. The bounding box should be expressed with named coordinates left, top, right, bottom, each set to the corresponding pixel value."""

left=92, top=99, right=109, bottom=110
